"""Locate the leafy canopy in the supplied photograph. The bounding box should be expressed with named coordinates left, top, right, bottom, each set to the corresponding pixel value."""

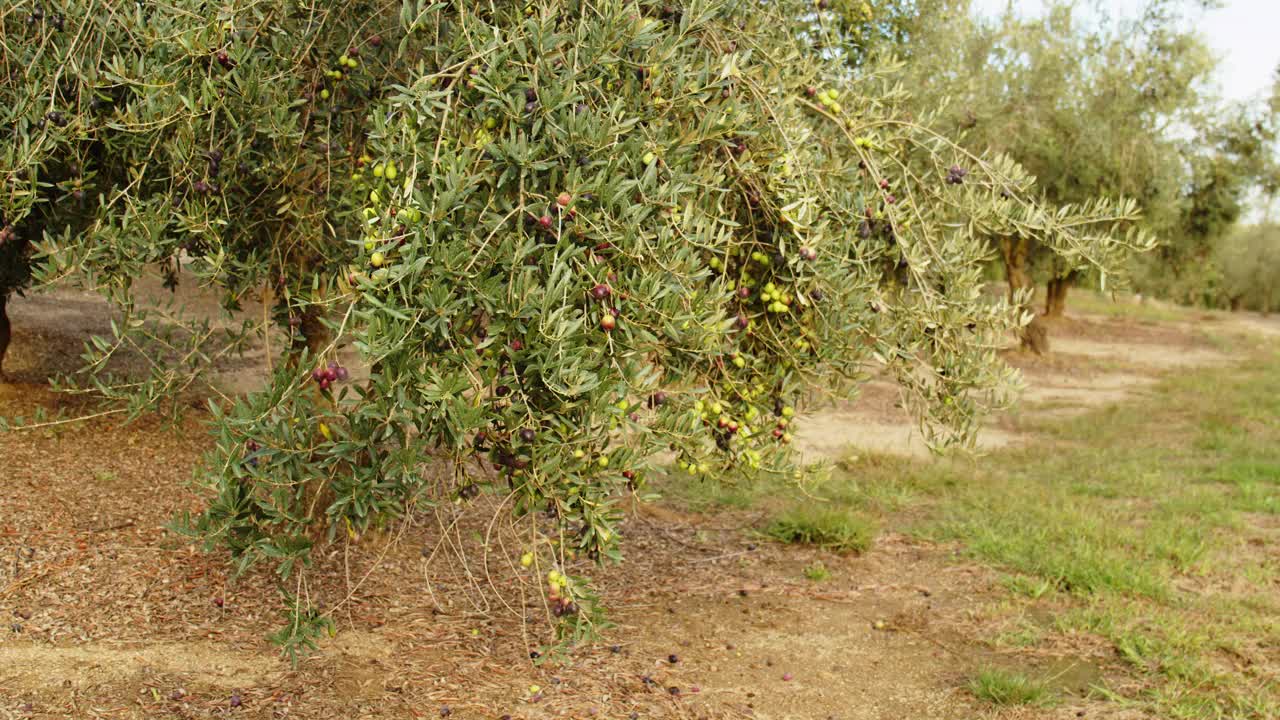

left=2, top=0, right=1148, bottom=654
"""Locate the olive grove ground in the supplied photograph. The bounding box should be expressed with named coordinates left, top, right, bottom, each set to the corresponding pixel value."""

left=1, top=283, right=1277, bottom=719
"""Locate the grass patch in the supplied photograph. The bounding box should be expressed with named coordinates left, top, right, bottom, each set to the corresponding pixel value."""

left=661, top=475, right=763, bottom=512
left=763, top=507, right=875, bottom=553
left=968, top=667, right=1054, bottom=706
left=995, top=621, right=1046, bottom=648
left=1002, top=574, right=1054, bottom=599
left=1066, top=289, right=1190, bottom=324
left=843, top=347, right=1280, bottom=718
left=660, top=326, right=1280, bottom=718
left=803, top=561, right=831, bottom=581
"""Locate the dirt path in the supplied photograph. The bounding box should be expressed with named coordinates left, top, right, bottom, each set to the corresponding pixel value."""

left=0, top=395, right=997, bottom=720
left=2, top=287, right=1274, bottom=719
left=798, top=307, right=1277, bottom=460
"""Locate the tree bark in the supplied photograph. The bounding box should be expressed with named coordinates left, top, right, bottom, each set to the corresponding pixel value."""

left=0, top=293, right=10, bottom=380
left=290, top=305, right=330, bottom=366
left=1044, top=276, right=1070, bottom=318
left=998, top=236, right=1049, bottom=354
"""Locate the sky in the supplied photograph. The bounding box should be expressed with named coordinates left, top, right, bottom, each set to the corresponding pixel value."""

left=970, top=0, right=1280, bottom=105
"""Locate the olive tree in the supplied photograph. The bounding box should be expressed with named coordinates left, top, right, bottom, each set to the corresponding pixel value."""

left=885, top=0, right=1214, bottom=347
left=0, top=226, right=23, bottom=379
left=3, top=0, right=1147, bottom=655
left=1216, top=224, right=1280, bottom=313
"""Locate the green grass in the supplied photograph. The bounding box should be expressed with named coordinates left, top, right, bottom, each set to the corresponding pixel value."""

left=803, top=561, right=831, bottom=581
left=897, top=351, right=1280, bottom=716
left=1066, top=289, right=1191, bottom=324
left=763, top=506, right=875, bottom=553
left=1002, top=574, right=1054, bottom=600
left=661, top=333, right=1280, bottom=718
left=968, top=667, right=1055, bottom=706
left=994, top=619, right=1046, bottom=648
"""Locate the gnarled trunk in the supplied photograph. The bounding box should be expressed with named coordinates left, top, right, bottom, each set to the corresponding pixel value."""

left=290, top=305, right=330, bottom=365
left=998, top=235, right=1049, bottom=354
left=1044, top=276, right=1070, bottom=318
left=0, top=294, right=10, bottom=380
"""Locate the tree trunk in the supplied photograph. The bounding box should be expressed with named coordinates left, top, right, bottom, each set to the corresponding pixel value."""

left=0, top=294, right=10, bottom=380
left=1229, top=296, right=1243, bottom=312
left=1044, top=277, right=1070, bottom=318
left=290, top=305, right=330, bottom=366
left=998, top=236, right=1049, bottom=354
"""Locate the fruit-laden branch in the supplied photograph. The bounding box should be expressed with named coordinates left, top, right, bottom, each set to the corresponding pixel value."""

left=3, top=0, right=1150, bottom=657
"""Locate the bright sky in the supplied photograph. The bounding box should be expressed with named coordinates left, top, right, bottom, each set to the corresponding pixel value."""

left=970, top=0, right=1280, bottom=104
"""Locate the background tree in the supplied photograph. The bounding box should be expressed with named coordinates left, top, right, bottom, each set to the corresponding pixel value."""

left=1215, top=223, right=1280, bottom=312
left=3, top=0, right=1148, bottom=655
left=820, top=0, right=959, bottom=67
left=890, top=0, right=1216, bottom=347
left=1132, top=117, right=1261, bottom=305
